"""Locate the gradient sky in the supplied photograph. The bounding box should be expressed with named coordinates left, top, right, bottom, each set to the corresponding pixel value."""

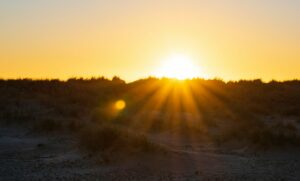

left=1, top=0, right=299, bottom=81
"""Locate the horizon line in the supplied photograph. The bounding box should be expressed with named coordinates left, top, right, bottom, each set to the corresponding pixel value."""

left=0, top=76, right=300, bottom=84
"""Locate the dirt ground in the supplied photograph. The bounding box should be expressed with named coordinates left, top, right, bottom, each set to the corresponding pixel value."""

left=0, top=127, right=299, bottom=181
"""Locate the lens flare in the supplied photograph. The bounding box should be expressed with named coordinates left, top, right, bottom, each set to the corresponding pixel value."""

left=115, top=100, right=126, bottom=110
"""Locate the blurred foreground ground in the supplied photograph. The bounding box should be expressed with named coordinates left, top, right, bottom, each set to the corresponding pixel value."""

left=0, top=126, right=299, bottom=181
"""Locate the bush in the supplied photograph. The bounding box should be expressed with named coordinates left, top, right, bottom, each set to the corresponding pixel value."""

left=214, top=120, right=300, bottom=149
left=78, top=123, right=161, bottom=153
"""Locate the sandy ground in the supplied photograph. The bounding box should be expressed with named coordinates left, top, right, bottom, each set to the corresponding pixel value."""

left=0, top=127, right=299, bottom=181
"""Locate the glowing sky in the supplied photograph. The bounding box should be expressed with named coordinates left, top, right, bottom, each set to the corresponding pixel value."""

left=1, top=0, right=299, bottom=81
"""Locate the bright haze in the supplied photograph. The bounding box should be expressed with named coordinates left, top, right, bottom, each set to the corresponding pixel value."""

left=1, top=0, right=299, bottom=81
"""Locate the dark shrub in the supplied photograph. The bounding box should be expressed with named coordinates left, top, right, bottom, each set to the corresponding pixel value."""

left=214, top=119, right=300, bottom=149
left=78, top=124, right=161, bottom=153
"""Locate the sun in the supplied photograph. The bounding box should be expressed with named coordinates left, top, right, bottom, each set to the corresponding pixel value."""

left=155, top=54, right=200, bottom=80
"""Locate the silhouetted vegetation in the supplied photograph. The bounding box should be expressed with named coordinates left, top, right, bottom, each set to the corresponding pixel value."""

left=0, top=77, right=299, bottom=150
left=78, top=123, right=162, bottom=153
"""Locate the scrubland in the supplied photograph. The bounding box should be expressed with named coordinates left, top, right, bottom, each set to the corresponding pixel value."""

left=0, top=77, right=299, bottom=180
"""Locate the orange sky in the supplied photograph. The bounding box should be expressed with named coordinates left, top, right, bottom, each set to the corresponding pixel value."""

left=1, top=0, right=299, bottom=81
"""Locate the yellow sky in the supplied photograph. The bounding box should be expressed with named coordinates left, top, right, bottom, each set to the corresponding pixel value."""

left=1, top=1, right=299, bottom=81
